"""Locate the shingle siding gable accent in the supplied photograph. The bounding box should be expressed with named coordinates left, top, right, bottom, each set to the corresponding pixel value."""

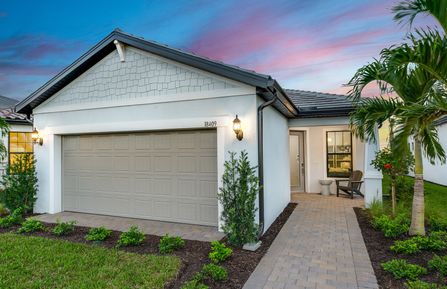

left=41, top=47, right=240, bottom=110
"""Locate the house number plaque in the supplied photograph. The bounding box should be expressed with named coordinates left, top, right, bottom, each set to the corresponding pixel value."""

left=204, top=121, right=217, bottom=127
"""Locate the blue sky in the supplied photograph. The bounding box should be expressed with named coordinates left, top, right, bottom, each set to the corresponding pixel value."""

left=0, top=0, right=437, bottom=100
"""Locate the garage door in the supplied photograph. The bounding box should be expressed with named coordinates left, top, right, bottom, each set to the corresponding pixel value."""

left=62, top=130, right=218, bottom=226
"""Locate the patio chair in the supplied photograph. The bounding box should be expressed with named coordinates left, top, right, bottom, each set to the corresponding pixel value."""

left=336, top=170, right=364, bottom=199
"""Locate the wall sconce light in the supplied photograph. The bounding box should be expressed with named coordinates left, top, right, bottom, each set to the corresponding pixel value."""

left=31, top=128, right=43, bottom=146
left=233, top=115, right=243, bottom=141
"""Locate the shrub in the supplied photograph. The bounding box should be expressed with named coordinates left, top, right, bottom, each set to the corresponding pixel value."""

left=0, top=203, right=7, bottom=216
left=209, top=241, right=232, bottom=263
left=52, top=220, right=76, bottom=236
left=218, top=151, right=259, bottom=246
left=117, top=226, right=145, bottom=247
left=381, top=259, right=427, bottom=280
left=180, top=279, right=208, bottom=289
left=0, top=207, right=23, bottom=228
left=0, top=154, right=38, bottom=213
left=18, top=218, right=44, bottom=233
left=159, top=234, right=185, bottom=254
left=372, top=214, right=410, bottom=238
left=201, top=263, right=228, bottom=281
left=391, top=233, right=447, bottom=254
left=367, top=199, right=384, bottom=219
left=428, top=255, right=447, bottom=276
left=429, top=217, right=447, bottom=232
left=85, top=226, right=112, bottom=242
left=405, top=280, right=442, bottom=289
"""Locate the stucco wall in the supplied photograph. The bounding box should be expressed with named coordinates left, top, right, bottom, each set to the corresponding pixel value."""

left=261, top=102, right=290, bottom=230
left=421, top=123, right=447, bottom=186
left=289, top=120, right=365, bottom=195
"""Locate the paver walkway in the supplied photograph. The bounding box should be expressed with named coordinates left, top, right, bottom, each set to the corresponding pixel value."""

left=244, top=193, right=378, bottom=289
left=36, top=212, right=224, bottom=242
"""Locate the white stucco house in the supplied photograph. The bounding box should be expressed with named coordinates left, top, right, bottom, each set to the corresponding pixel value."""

left=15, top=29, right=382, bottom=233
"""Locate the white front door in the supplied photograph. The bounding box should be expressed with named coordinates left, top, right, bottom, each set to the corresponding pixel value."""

left=290, top=131, right=305, bottom=192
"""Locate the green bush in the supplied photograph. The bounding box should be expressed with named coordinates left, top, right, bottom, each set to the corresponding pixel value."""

left=372, top=214, right=410, bottom=238
left=180, top=279, right=208, bottom=289
left=391, top=233, right=447, bottom=254
left=367, top=199, right=384, bottom=219
left=18, top=218, right=45, bottom=233
left=381, top=259, right=427, bottom=280
left=117, top=226, right=145, bottom=247
left=52, top=220, right=76, bottom=236
left=0, top=154, right=38, bottom=213
left=218, top=151, right=260, bottom=246
left=159, top=234, right=185, bottom=254
left=429, top=217, right=447, bottom=232
left=428, top=255, right=447, bottom=276
left=0, top=203, right=7, bottom=216
left=0, top=207, right=23, bottom=228
left=209, top=241, right=232, bottom=263
left=85, top=226, right=112, bottom=242
left=201, top=263, right=228, bottom=281
left=405, top=280, right=444, bottom=289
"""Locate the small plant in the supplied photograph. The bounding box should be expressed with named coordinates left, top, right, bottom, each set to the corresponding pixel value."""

left=429, top=217, right=447, bottom=232
left=0, top=207, right=23, bottom=228
left=159, top=234, right=185, bottom=254
left=0, top=154, right=38, bottom=213
left=366, top=199, right=384, bottom=219
left=391, top=238, right=421, bottom=254
left=52, top=220, right=76, bottom=236
left=201, top=263, right=228, bottom=281
left=180, top=279, right=208, bottom=289
left=18, top=218, right=45, bottom=233
left=428, top=255, right=447, bottom=276
left=381, top=259, right=427, bottom=280
left=209, top=241, right=232, bottom=263
left=117, top=226, right=145, bottom=247
left=85, top=226, right=112, bottom=242
left=391, top=232, right=447, bottom=254
left=405, top=280, right=442, bottom=289
left=372, top=214, right=410, bottom=238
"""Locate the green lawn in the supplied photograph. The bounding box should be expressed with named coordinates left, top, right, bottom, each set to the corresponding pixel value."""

left=382, top=175, right=447, bottom=218
left=0, top=233, right=180, bottom=289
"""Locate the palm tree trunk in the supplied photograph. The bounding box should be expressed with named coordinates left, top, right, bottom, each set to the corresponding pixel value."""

left=409, top=138, right=425, bottom=236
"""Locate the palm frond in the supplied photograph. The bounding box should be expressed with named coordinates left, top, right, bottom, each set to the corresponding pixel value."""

left=392, top=0, right=447, bottom=33
left=349, top=97, right=402, bottom=142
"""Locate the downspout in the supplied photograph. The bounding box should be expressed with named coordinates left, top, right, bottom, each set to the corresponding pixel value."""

left=257, top=90, right=278, bottom=239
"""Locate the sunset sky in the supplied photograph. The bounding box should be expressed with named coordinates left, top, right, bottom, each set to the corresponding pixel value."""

left=0, top=0, right=438, bottom=100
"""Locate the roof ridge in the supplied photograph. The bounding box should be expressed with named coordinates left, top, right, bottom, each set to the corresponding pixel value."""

left=284, top=88, right=348, bottom=98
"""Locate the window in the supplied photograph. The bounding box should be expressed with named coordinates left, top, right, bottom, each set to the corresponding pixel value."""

left=326, top=131, right=352, bottom=178
left=9, top=132, right=33, bottom=165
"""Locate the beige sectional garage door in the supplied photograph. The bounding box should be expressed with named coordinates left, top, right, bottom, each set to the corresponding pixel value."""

left=62, top=129, right=218, bottom=226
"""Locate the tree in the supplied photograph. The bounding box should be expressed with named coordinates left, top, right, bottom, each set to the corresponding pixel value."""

left=348, top=0, right=447, bottom=235
left=0, top=117, right=9, bottom=162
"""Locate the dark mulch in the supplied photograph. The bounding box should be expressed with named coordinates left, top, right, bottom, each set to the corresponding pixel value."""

left=354, top=207, right=447, bottom=289
left=0, top=203, right=296, bottom=289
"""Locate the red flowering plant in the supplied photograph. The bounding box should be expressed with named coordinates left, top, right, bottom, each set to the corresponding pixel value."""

left=371, top=148, right=414, bottom=215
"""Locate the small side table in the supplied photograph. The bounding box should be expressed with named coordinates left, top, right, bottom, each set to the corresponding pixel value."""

left=319, top=179, right=333, bottom=196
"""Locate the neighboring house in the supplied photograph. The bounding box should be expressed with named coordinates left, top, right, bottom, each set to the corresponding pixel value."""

left=15, top=30, right=382, bottom=232
left=410, top=116, right=447, bottom=186
left=0, top=95, right=33, bottom=174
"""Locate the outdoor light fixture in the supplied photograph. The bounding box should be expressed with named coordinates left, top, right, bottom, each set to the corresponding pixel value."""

left=32, top=128, right=43, bottom=146
left=233, top=115, right=243, bottom=141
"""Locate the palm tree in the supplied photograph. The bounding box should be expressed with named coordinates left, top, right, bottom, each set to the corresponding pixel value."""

left=0, top=117, right=9, bottom=162
left=348, top=0, right=447, bottom=235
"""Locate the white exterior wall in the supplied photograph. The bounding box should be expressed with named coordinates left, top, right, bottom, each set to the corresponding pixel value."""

left=289, top=117, right=382, bottom=206
left=421, top=123, right=447, bottom=186
left=261, top=102, right=291, bottom=231
left=29, top=46, right=296, bottom=231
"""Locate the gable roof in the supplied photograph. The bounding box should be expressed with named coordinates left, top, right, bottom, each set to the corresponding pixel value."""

left=285, top=89, right=354, bottom=117
left=0, top=95, right=31, bottom=124
left=16, top=29, right=298, bottom=117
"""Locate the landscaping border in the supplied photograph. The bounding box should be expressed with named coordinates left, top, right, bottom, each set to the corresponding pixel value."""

left=0, top=203, right=296, bottom=289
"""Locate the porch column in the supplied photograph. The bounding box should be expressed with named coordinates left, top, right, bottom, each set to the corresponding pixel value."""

left=363, top=128, right=383, bottom=207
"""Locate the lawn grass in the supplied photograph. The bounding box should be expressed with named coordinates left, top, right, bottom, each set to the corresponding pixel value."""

left=382, top=175, right=447, bottom=219
left=0, top=233, right=180, bottom=289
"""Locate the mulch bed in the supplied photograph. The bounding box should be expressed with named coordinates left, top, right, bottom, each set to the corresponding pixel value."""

left=0, top=203, right=296, bottom=289
left=354, top=207, right=447, bottom=289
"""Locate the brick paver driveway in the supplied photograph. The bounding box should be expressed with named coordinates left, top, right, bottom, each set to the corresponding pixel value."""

left=244, top=193, right=378, bottom=289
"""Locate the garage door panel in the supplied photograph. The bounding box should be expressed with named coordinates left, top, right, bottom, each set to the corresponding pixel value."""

left=63, top=129, right=218, bottom=226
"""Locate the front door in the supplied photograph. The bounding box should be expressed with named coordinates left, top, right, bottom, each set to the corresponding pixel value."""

left=290, top=131, right=305, bottom=192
